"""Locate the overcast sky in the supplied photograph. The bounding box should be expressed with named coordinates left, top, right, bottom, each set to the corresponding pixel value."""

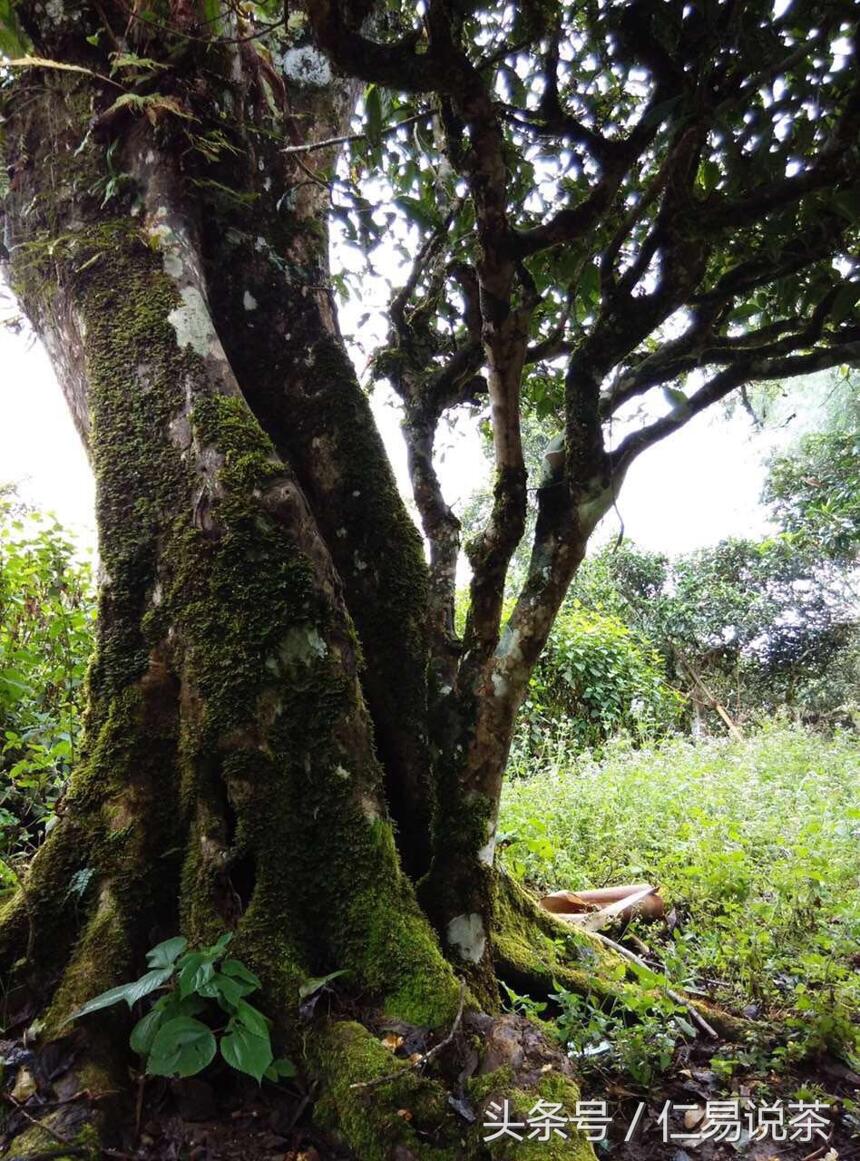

left=1, top=282, right=791, bottom=563
left=0, top=303, right=785, bottom=562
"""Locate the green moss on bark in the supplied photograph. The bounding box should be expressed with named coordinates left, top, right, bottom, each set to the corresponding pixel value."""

left=311, top=1021, right=465, bottom=1161
left=467, top=1068, right=596, bottom=1161
left=493, top=873, right=623, bottom=1004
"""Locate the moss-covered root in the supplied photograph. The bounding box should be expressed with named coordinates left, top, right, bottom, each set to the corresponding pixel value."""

left=4, top=1117, right=101, bottom=1161
left=310, top=1020, right=468, bottom=1161
left=493, top=872, right=748, bottom=1041
left=309, top=1016, right=597, bottom=1161
left=466, top=1013, right=597, bottom=1161
left=493, top=872, right=626, bottom=1004
left=1, top=1050, right=113, bottom=1161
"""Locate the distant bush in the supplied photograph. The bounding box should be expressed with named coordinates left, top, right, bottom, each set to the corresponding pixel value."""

left=0, top=494, right=95, bottom=877
left=511, top=602, right=684, bottom=765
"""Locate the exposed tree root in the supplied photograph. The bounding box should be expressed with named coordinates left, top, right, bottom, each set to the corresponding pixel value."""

left=493, top=872, right=748, bottom=1041
left=1, top=1009, right=598, bottom=1161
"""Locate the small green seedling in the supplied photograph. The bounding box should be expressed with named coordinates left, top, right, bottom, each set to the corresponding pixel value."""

left=68, top=932, right=296, bottom=1084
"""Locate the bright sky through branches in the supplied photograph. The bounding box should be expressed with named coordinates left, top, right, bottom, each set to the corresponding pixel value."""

left=2, top=289, right=786, bottom=561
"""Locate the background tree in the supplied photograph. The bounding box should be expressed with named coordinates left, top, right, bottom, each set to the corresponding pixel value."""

left=0, top=492, right=94, bottom=868
left=574, top=534, right=859, bottom=730
left=1, top=1, right=859, bottom=1156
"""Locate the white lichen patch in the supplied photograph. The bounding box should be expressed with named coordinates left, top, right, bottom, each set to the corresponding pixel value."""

left=496, top=625, right=523, bottom=662
left=162, top=250, right=184, bottom=280
left=279, top=625, right=328, bottom=667
left=280, top=45, right=332, bottom=89
left=360, top=792, right=381, bottom=822
left=491, top=671, right=508, bottom=699
left=169, top=413, right=192, bottom=449
left=446, top=913, right=486, bottom=964
left=167, top=286, right=220, bottom=359
left=577, top=484, right=614, bottom=532
left=478, top=822, right=496, bottom=866
left=243, top=290, right=258, bottom=311
left=333, top=765, right=351, bottom=780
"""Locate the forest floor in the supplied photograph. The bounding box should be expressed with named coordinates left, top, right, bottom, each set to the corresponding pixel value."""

left=2, top=725, right=858, bottom=1159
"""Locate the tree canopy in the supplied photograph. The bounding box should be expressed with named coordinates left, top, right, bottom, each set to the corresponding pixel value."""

left=1, top=3, right=859, bottom=1158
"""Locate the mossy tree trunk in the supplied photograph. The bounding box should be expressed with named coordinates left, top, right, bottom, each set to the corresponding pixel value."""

left=0, top=8, right=603, bottom=1160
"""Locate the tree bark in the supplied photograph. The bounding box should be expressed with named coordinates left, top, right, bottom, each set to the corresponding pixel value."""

left=0, top=20, right=599, bottom=1161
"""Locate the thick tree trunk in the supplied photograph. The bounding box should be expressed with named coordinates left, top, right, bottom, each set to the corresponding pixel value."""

left=0, top=33, right=598, bottom=1161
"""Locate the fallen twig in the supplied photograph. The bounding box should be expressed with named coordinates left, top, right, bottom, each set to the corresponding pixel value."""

left=350, top=979, right=467, bottom=1090
left=1, top=1091, right=132, bottom=1160
left=589, top=930, right=719, bottom=1039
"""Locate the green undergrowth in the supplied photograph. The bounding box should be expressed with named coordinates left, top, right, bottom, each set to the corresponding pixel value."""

left=499, top=724, right=860, bottom=1076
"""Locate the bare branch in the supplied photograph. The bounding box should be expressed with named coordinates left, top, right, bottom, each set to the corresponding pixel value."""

left=282, top=110, right=430, bottom=156
left=610, top=338, right=860, bottom=478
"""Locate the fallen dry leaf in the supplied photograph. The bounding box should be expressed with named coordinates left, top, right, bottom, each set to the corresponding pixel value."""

left=684, top=1106, right=705, bottom=1130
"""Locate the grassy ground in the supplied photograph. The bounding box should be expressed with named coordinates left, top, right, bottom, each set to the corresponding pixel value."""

left=499, top=724, right=860, bottom=1086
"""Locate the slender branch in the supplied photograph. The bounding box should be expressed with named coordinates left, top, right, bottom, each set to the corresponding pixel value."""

left=349, top=978, right=467, bottom=1090
left=611, top=339, right=860, bottom=477
left=282, top=110, right=430, bottom=156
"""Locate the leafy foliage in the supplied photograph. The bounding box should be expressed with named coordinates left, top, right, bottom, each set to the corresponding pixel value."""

left=0, top=495, right=94, bottom=873
left=71, top=933, right=296, bottom=1084
left=513, top=602, right=684, bottom=759
left=500, top=725, right=860, bottom=1070
left=572, top=533, right=859, bottom=728
left=0, top=4, right=29, bottom=58
left=765, top=427, right=860, bottom=563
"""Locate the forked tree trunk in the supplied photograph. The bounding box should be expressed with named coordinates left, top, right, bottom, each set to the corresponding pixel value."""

left=0, top=27, right=598, bottom=1161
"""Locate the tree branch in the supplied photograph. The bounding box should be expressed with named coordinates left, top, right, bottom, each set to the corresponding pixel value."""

left=610, top=339, right=860, bottom=478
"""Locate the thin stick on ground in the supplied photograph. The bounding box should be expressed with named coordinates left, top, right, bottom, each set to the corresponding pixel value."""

left=350, top=978, right=467, bottom=1091
left=1, top=1092, right=132, bottom=1160
left=589, top=930, right=719, bottom=1039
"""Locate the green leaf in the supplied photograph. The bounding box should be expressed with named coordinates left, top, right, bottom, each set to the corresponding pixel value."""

left=178, top=953, right=215, bottom=999
left=220, top=1021, right=273, bottom=1083
left=264, top=1057, right=298, bottom=1082
left=68, top=967, right=172, bottom=1022
left=699, top=160, right=720, bottom=194
left=393, top=195, right=440, bottom=231
left=221, top=959, right=262, bottom=991
left=130, top=1006, right=167, bottom=1057
left=0, top=0, right=29, bottom=56
left=209, top=931, right=233, bottom=956
left=197, top=972, right=251, bottom=1008
left=232, top=999, right=271, bottom=1038
left=103, top=93, right=195, bottom=121
left=831, top=282, right=860, bottom=325
left=147, top=1017, right=217, bottom=1078
left=577, top=262, right=600, bottom=307
left=109, top=51, right=167, bottom=76
left=662, top=386, right=689, bottom=411
left=146, top=936, right=187, bottom=969
left=364, top=84, right=383, bottom=149
left=200, top=0, right=220, bottom=24
left=298, top=969, right=348, bottom=1000
left=674, top=1015, right=698, bottom=1038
